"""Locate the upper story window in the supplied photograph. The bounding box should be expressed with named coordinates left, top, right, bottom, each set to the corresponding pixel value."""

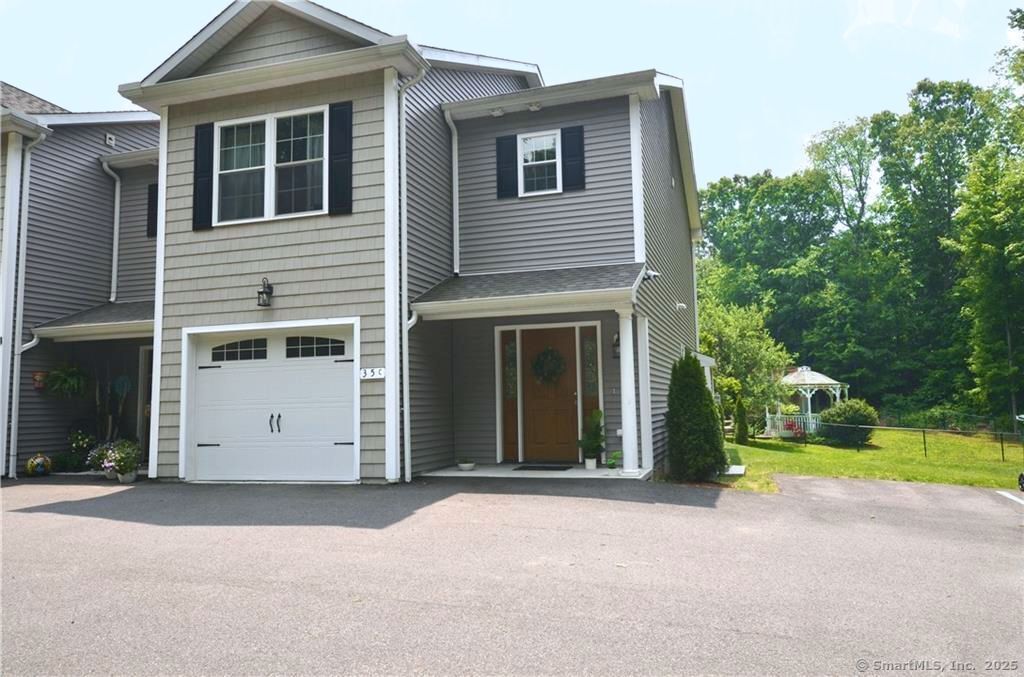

left=517, top=130, right=562, bottom=197
left=213, top=106, right=328, bottom=225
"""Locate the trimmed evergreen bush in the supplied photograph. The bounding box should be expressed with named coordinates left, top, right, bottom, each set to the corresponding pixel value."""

left=734, top=396, right=749, bottom=445
left=666, top=351, right=727, bottom=481
left=819, top=398, right=879, bottom=446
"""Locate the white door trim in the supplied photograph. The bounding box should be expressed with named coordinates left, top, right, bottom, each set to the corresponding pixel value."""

left=178, top=316, right=361, bottom=482
left=493, top=320, right=604, bottom=465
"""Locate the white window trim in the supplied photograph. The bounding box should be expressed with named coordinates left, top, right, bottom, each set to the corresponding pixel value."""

left=212, top=104, right=329, bottom=227
left=516, top=129, right=562, bottom=198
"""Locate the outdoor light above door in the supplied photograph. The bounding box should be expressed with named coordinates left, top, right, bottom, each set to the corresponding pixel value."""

left=257, top=278, right=274, bottom=307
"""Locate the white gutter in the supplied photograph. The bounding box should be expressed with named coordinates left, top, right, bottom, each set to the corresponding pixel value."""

left=8, top=131, right=47, bottom=478
left=100, top=161, right=121, bottom=302
left=398, top=66, right=428, bottom=484
left=444, top=110, right=460, bottom=275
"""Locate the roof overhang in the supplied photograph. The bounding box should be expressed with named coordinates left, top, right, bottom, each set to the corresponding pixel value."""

left=120, top=38, right=429, bottom=111
left=33, top=111, right=159, bottom=126
left=413, top=287, right=638, bottom=321
left=442, top=69, right=666, bottom=121
left=34, top=320, right=154, bottom=343
left=100, top=147, right=159, bottom=170
left=658, top=81, right=704, bottom=243
left=418, top=45, right=543, bottom=88
left=0, top=107, right=49, bottom=138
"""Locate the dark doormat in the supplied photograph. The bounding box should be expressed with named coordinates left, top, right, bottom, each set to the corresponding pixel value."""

left=514, top=464, right=573, bottom=471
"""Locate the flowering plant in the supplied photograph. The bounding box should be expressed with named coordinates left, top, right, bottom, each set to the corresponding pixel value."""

left=108, top=440, right=142, bottom=475
left=783, top=420, right=804, bottom=436
left=69, top=430, right=96, bottom=456
left=87, top=443, right=115, bottom=472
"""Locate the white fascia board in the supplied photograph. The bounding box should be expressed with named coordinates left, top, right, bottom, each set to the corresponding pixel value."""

left=278, top=0, right=389, bottom=45
left=442, top=70, right=660, bottom=121
left=0, top=109, right=49, bottom=138
left=100, top=147, right=159, bottom=169
left=35, top=320, right=154, bottom=342
left=419, top=45, right=543, bottom=87
left=661, top=85, right=703, bottom=240
left=412, top=288, right=635, bottom=321
left=695, top=352, right=716, bottom=368
left=34, top=111, right=159, bottom=126
left=120, top=40, right=428, bottom=111
left=141, top=0, right=251, bottom=86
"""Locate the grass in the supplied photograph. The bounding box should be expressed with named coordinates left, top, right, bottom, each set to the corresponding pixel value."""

left=720, top=428, right=1024, bottom=493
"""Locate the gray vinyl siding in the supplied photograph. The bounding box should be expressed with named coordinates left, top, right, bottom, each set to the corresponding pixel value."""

left=403, top=68, right=528, bottom=474
left=159, top=72, right=386, bottom=480
left=449, top=312, right=622, bottom=466
left=636, top=93, right=698, bottom=468
left=116, top=166, right=157, bottom=301
left=14, top=123, right=158, bottom=470
left=457, top=97, right=635, bottom=274
left=192, top=6, right=366, bottom=77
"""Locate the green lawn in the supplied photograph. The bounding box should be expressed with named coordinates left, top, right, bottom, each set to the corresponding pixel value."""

left=721, top=429, right=1023, bottom=492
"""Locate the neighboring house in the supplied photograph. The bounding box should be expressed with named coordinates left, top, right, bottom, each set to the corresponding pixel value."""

left=4, top=0, right=703, bottom=483
left=1, top=82, right=159, bottom=476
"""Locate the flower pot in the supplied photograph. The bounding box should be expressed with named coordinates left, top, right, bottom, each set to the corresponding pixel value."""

left=104, top=469, right=118, bottom=480
left=457, top=462, right=475, bottom=471
left=117, top=470, right=137, bottom=484
left=584, top=457, right=597, bottom=470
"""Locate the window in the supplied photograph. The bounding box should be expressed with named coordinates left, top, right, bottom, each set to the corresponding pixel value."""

left=286, top=336, right=345, bottom=358
left=517, top=130, right=561, bottom=196
left=211, top=338, right=267, bottom=362
left=214, top=106, right=328, bottom=225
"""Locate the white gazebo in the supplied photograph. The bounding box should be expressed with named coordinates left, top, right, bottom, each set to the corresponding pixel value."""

left=766, top=366, right=849, bottom=437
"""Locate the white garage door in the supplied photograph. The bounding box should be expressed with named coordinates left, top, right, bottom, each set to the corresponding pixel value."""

left=192, top=329, right=357, bottom=481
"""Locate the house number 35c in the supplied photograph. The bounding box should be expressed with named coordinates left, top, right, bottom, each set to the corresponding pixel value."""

left=359, top=367, right=385, bottom=380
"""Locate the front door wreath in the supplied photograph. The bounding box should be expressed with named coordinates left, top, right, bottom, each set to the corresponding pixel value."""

left=532, top=347, right=566, bottom=385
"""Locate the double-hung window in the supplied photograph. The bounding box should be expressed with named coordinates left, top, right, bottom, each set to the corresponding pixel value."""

left=214, top=106, right=328, bottom=225
left=517, top=130, right=562, bottom=196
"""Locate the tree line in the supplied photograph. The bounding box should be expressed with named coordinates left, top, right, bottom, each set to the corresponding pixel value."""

left=698, top=11, right=1024, bottom=432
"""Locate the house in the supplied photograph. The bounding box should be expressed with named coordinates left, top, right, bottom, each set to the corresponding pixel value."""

left=4, top=0, right=704, bottom=483
left=1, top=82, right=160, bottom=477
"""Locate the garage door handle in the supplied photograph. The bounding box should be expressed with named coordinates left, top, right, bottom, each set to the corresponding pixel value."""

left=269, top=414, right=275, bottom=433
left=276, top=413, right=282, bottom=433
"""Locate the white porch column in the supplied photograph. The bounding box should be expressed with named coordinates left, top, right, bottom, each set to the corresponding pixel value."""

left=637, top=316, right=653, bottom=472
left=618, top=310, right=639, bottom=476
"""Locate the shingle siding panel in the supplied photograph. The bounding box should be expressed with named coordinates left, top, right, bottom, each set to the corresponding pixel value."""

left=457, top=97, right=635, bottom=273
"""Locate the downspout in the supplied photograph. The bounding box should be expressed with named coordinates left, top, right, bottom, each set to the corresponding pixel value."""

left=399, top=66, right=427, bottom=483
left=7, top=132, right=47, bottom=478
left=100, top=161, right=121, bottom=302
left=443, top=110, right=460, bottom=275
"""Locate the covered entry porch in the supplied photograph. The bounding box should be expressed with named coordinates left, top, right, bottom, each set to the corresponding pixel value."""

left=409, top=264, right=654, bottom=478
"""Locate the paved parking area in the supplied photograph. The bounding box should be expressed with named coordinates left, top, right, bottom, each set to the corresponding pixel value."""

left=2, top=475, right=1021, bottom=675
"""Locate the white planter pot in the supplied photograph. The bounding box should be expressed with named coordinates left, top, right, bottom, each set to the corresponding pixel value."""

left=104, top=469, right=118, bottom=480
left=777, top=430, right=795, bottom=439
left=584, top=458, right=597, bottom=470
left=457, top=463, right=475, bottom=471
left=117, top=470, right=137, bottom=484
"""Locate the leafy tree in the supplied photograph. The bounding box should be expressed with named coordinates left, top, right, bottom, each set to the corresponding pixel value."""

left=666, top=352, right=727, bottom=482
left=807, top=118, right=874, bottom=234
left=734, top=397, right=749, bottom=445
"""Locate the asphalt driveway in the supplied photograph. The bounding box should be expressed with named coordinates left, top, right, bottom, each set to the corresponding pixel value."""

left=2, top=475, right=1021, bottom=675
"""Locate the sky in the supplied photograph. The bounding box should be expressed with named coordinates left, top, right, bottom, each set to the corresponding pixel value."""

left=0, top=0, right=1017, bottom=185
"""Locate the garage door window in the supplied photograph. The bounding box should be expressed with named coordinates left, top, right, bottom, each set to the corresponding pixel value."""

left=286, top=336, right=345, bottom=358
left=211, top=338, right=268, bottom=362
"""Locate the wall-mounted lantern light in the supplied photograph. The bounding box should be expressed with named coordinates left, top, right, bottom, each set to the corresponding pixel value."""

left=612, top=332, right=620, bottom=359
left=257, top=277, right=274, bottom=308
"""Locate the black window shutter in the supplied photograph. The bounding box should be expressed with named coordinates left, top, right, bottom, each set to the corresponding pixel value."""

left=192, top=123, right=214, bottom=230
left=495, top=135, right=517, bottom=198
left=561, top=126, right=585, bottom=192
left=146, top=183, right=158, bottom=238
left=328, top=101, right=354, bottom=215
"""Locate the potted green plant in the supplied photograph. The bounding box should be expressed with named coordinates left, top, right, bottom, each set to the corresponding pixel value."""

left=606, top=450, right=623, bottom=469
left=457, top=456, right=475, bottom=471
left=88, top=442, right=117, bottom=480
left=577, top=410, right=605, bottom=470
left=42, top=364, right=88, bottom=399
left=109, top=440, right=142, bottom=484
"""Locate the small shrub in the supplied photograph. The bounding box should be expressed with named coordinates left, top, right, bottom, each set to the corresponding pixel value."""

left=51, top=451, right=88, bottom=472
left=666, top=351, right=727, bottom=481
left=734, top=397, right=749, bottom=445
left=819, top=399, right=879, bottom=446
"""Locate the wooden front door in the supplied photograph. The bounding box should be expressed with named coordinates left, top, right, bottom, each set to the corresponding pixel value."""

left=521, top=327, right=578, bottom=463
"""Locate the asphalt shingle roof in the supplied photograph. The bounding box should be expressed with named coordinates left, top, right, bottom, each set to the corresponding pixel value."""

left=0, top=82, right=67, bottom=115
left=413, top=263, right=645, bottom=304
left=36, top=301, right=153, bottom=330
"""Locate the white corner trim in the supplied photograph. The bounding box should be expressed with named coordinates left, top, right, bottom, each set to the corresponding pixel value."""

left=383, top=67, right=401, bottom=483
left=1, top=133, right=25, bottom=477
left=629, top=94, right=645, bottom=264
left=177, top=316, right=362, bottom=483
left=33, top=111, right=159, bottom=126
left=637, top=315, right=653, bottom=471
left=443, top=110, right=460, bottom=274
left=148, top=108, right=168, bottom=480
